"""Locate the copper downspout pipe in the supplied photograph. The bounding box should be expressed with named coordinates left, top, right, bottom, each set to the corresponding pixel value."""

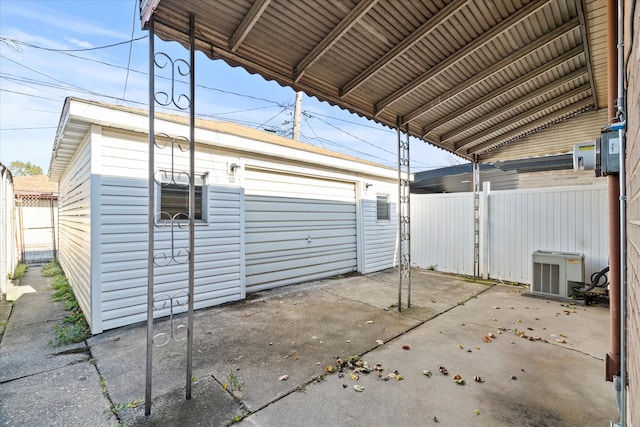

left=605, top=0, right=620, bottom=382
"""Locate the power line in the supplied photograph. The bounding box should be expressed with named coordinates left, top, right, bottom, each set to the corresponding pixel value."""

left=119, top=0, right=138, bottom=104
left=0, top=35, right=148, bottom=52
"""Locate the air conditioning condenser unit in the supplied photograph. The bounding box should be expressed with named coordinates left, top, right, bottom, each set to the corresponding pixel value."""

left=531, top=251, right=584, bottom=298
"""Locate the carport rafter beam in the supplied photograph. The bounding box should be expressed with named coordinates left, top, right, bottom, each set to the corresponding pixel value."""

left=230, top=0, right=271, bottom=52
left=374, top=0, right=552, bottom=116
left=294, top=0, right=379, bottom=83
left=403, top=17, right=580, bottom=126
left=575, top=0, right=598, bottom=109
left=455, top=84, right=591, bottom=151
left=441, top=67, right=589, bottom=142
left=463, top=98, right=594, bottom=155
left=421, top=46, right=585, bottom=136
left=338, top=0, right=470, bottom=98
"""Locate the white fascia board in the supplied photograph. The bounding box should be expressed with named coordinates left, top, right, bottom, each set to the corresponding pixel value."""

left=64, top=99, right=401, bottom=181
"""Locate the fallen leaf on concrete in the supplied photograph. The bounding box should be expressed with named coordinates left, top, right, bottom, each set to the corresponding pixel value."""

left=453, top=374, right=465, bottom=385
left=555, top=338, right=567, bottom=343
left=376, top=339, right=384, bottom=346
left=353, top=385, right=365, bottom=392
left=366, top=320, right=374, bottom=324
left=474, top=409, right=481, bottom=415
left=482, top=335, right=492, bottom=343
left=402, top=344, right=411, bottom=350
left=473, top=375, right=484, bottom=383
left=458, top=344, right=464, bottom=349
left=350, top=372, right=359, bottom=380
left=326, top=365, right=334, bottom=373
left=279, top=374, right=289, bottom=381
left=423, top=370, right=433, bottom=377
left=388, top=372, right=404, bottom=380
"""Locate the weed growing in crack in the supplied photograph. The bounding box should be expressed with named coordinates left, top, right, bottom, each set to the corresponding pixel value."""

left=44, top=260, right=91, bottom=346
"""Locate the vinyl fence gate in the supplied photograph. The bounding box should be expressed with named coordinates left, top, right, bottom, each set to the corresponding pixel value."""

left=15, top=193, right=57, bottom=264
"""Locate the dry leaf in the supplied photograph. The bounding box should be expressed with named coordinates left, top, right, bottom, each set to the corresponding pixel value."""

left=350, top=372, right=359, bottom=380
left=402, top=344, right=411, bottom=350
left=376, top=339, right=384, bottom=346
left=279, top=374, right=289, bottom=381
left=555, top=338, right=566, bottom=343
left=326, top=365, right=334, bottom=373
left=366, top=320, right=374, bottom=324
left=353, top=385, right=364, bottom=392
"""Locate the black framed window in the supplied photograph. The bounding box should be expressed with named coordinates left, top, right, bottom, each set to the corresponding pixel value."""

left=159, top=173, right=205, bottom=221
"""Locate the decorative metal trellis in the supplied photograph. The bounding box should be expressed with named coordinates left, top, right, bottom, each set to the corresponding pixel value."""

left=145, top=14, right=196, bottom=417
left=473, top=160, right=480, bottom=278
left=397, top=121, right=411, bottom=311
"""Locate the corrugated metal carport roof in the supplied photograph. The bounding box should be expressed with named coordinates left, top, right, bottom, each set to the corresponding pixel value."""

left=140, top=0, right=608, bottom=163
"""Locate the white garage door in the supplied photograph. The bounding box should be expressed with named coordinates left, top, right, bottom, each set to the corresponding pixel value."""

left=244, top=167, right=357, bottom=292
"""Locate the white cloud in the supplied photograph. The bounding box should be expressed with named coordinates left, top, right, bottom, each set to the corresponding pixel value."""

left=64, top=37, right=94, bottom=49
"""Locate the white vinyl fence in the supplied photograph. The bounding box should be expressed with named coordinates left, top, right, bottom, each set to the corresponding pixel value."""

left=1, top=165, right=17, bottom=298
left=411, top=184, right=609, bottom=284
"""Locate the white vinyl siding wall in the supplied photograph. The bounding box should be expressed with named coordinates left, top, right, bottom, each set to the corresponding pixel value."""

left=362, top=184, right=398, bottom=273
left=411, top=185, right=609, bottom=283
left=58, top=136, right=93, bottom=328
left=95, top=130, right=244, bottom=332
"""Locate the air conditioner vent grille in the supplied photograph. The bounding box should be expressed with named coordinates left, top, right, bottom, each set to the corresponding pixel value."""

left=533, top=262, right=560, bottom=294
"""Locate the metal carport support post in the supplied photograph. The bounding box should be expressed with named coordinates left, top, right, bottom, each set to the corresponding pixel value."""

left=145, top=14, right=196, bottom=417
left=397, top=119, right=411, bottom=311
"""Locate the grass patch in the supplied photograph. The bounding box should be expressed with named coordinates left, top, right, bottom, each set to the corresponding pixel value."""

left=9, top=263, right=28, bottom=280
left=44, top=260, right=91, bottom=346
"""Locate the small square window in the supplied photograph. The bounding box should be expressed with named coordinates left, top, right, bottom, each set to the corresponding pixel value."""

left=157, top=172, right=205, bottom=221
left=376, top=194, right=389, bottom=220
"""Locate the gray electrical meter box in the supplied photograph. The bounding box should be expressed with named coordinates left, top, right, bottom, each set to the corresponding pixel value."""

left=599, top=130, right=620, bottom=175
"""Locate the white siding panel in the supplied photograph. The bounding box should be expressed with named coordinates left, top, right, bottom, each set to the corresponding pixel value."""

left=58, top=137, right=94, bottom=329
left=99, top=180, right=244, bottom=331
left=362, top=195, right=398, bottom=273
left=244, top=168, right=357, bottom=292
left=410, top=193, right=475, bottom=275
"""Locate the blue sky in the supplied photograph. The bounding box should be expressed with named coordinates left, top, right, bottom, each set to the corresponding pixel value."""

left=0, top=0, right=463, bottom=175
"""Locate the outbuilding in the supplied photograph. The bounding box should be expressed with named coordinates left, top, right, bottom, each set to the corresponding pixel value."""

left=48, top=97, right=399, bottom=334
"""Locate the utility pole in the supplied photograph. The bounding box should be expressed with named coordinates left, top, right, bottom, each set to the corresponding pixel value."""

left=292, top=91, right=302, bottom=140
